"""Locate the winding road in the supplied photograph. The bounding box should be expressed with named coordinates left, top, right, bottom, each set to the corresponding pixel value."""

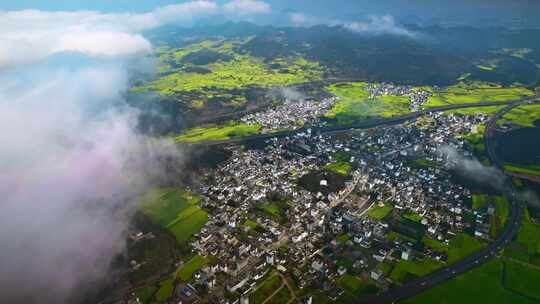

left=184, top=98, right=537, bottom=147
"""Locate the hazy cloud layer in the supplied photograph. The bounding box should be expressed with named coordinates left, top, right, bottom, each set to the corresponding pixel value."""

left=0, top=59, right=188, bottom=303
left=289, top=12, right=416, bottom=38
left=0, top=0, right=272, bottom=68
left=439, top=145, right=507, bottom=189
left=224, top=0, right=272, bottom=16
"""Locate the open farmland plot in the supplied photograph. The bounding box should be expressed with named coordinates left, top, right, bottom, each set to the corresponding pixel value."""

left=175, top=122, right=261, bottom=143
left=133, top=39, right=326, bottom=99
left=402, top=259, right=536, bottom=304
left=425, top=83, right=534, bottom=108
left=140, top=188, right=208, bottom=244
left=500, top=103, right=540, bottom=127
left=504, top=259, right=540, bottom=301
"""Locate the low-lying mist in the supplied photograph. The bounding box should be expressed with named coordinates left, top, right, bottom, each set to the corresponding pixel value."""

left=0, top=58, right=185, bottom=303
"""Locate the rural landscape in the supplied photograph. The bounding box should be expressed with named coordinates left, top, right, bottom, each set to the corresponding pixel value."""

left=1, top=1, right=540, bottom=304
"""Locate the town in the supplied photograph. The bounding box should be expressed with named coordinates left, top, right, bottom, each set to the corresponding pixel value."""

left=130, top=82, right=503, bottom=303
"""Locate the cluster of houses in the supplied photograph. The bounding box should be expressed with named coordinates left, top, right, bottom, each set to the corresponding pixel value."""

left=172, top=103, right=495, bottom=302
left=365, top=82, right=432, bottom=111
left=240, top=97, right=339, bottom=132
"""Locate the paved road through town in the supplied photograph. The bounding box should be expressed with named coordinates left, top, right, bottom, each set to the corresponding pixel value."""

left=185, top=97, right=537, bottom=147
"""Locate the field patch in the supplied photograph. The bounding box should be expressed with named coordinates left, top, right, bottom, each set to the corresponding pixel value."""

left=402, top=259, right=536, bottom=304
left=337, top=275, right=378, bottom=300
left=325, top=161, right=353, bottom=176
left=176, top=255, right=208, bottom=282
left=175, top=122, right=261, bottom=143
left=504, top=259, right=540, bottom=300
left=500, top=103, right=540, bottom=128
left=367, top=204, right=393, bottom=220
left=447, top=233, right=485, bottom=264
left=390, top=259, right=443, bottom=284
left=140, top=188, right=208, bottom=244
left=425, top=83, right=533, bottom=108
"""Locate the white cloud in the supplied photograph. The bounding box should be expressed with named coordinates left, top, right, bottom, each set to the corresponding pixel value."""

left=289, top=13, right=313, bottom=26
left=288, top=13, right=416, bottom=38
left=0, top=1, right=221, bottom=68
left=223, top=0, right=271, bottom=16
left=342, top=15, right=416, bottom=37
left=0, top=61, right=186, bottom=303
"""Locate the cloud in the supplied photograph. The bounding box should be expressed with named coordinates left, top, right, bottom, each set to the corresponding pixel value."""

left=438, top=145, right=507, bottom=189
left=223, top=0, right=271, bottom=16
left=343, top=15, right=416, bottom=38
left=288, top=12, right=416, bottom=38
left=289, top=12, right=320, bottom=27
left=0, top=58, right=186, bottom=303
left=0, top=1, right=221, bottom=67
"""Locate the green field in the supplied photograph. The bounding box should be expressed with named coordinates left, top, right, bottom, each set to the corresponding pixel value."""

left=447, top=233, right=485, bottom=264
left=133, top=39, right=325, bottom=98
left=250, top=273, right=282, bottom=303
left=176, top=255, right=208, bottom=281
left=175, top=122, right=261, bottom=143
left=386, top=231, right=418, bottom=244
left=500, top=103, right=540, bottom=127
left=425, top=83, right=534, bottom=108
left=505, top=259, right=540, bottom=300
left=140, top=188, right=208, bottom=243
left=445, top=105, right=505, bottom=115
left=390, top=258, right=443, bottom=284
left=325, top=161, right=353, bottom=176
left=490, top=196, right=510, bottom=237
left=337, top=275, right=378, bottom=301
left=402, top=259, right=536, bottom=304
left=506, top=209, right=540, bottom=264
left=402, top=211, right=423, bottom=222
left=504, top=163, right=540, bottom=177
left=472, top=194, right=490, bottom=209
left=244, top=219, right=259, bottom=229
left=136, top=285, right=158, bottom=304
left=367, top=204, right=393, bottom=220
left=326, top=82, right=411, bottom=124
left=422, top=236, right=449, bottom=253
left=155, top=279, right=175, bottom=303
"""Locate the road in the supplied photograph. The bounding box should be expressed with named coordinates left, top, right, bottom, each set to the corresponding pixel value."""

left=183, top=98, right=537, bottom=147
left=354, top=98, right=539, bottom=304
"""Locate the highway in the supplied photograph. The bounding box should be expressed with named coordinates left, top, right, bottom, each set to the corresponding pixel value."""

left=184, top=98, right=537, bottom=147
left=355, top=98, right=539, bottom=304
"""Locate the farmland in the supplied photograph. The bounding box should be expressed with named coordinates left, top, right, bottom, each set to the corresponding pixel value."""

left=425, top=83, right=534, bottom=108
left=175, top=122, right=261, bottom=143
left=140, top=188, right=208, bottom=244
